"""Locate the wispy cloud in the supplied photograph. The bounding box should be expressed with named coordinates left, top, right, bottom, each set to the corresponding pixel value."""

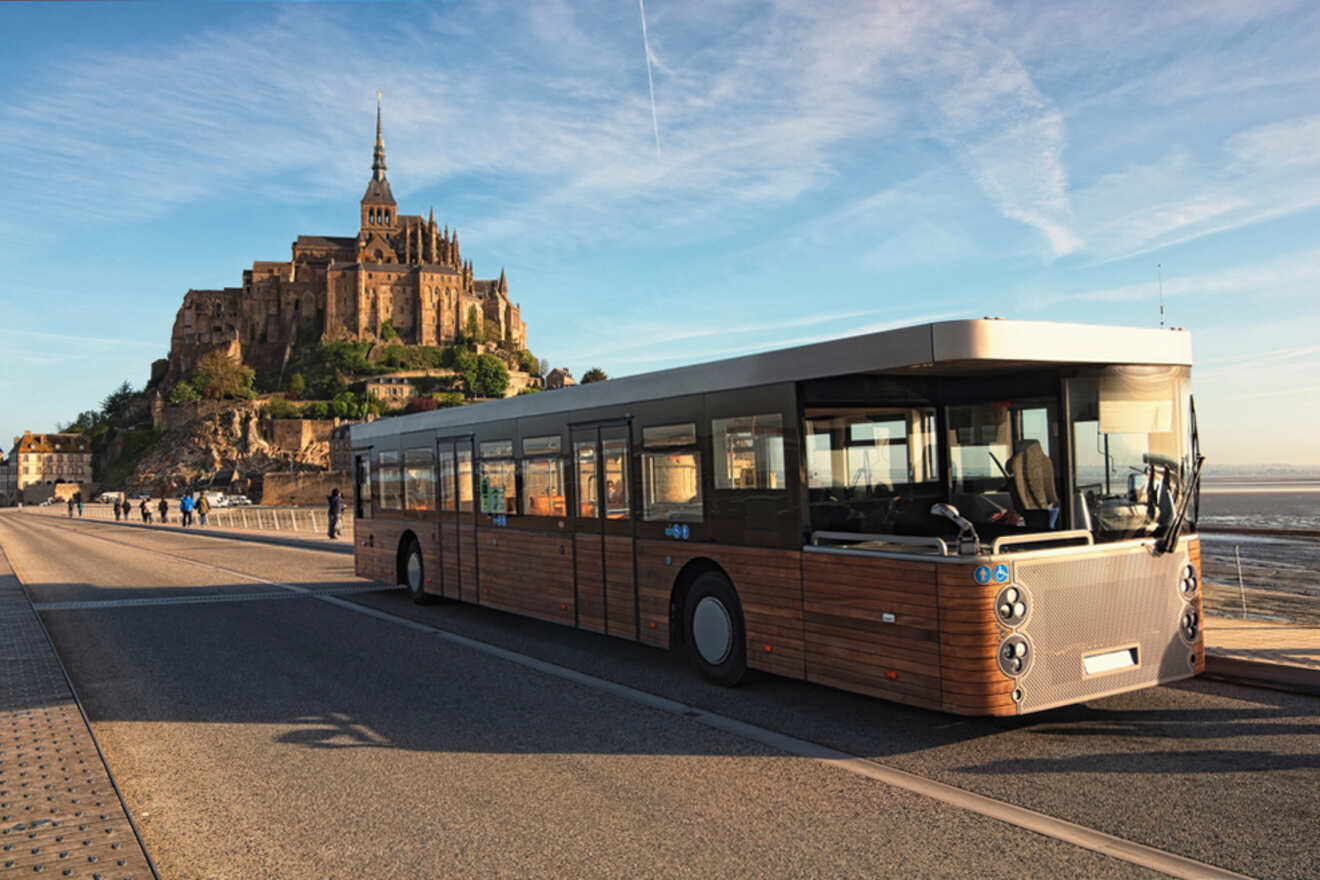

left=1020, top=248, right=1320, bottom=310
left=0, top=329, right=160, bottom=347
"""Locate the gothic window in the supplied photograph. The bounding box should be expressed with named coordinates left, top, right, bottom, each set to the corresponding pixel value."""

left=384, top=210, right=391, bottom=224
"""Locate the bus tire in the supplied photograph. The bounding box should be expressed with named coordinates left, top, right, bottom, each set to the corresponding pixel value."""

left=402, top=538, right=430, bottom=605
left=683, top=571, right=746, bottom=686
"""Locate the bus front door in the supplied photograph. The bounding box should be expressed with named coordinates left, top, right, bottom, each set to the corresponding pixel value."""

left=571, top=423, right=637, bottom=639
left=437, top=436, right=479, bottom=602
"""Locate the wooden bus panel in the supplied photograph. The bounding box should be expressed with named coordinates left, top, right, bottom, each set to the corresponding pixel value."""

left=803, top=552, right=942, bottom=707
left=603, top=535, right=637, bottom=640
left=575, top=533, right=606, bottom=633
left=478, top=528, right=574, bottom=625
left=634, top=540, right=805, bottom=677
left=935, top=562, right=1015, bottom=716
left=439, top=518, right=459, bottom=600
left=458, top=523, right=477, bottom=600
left=715, top=546, right=804, bottom=680
left=634, top=540, right=673, bottom=646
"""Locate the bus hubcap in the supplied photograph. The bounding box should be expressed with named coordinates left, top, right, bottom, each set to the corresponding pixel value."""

left=692, top=596, right=732, bottom=665
left=407, top=553, right=422, bottom=591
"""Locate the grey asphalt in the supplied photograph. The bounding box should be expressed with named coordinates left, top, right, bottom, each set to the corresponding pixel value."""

left=1, top=512, right=1317, bottom=879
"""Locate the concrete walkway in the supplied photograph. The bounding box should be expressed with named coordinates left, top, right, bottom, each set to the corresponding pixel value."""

left=1202, top=615, right=1320, bottom=696
left=0, top=546, right=156, bottom=878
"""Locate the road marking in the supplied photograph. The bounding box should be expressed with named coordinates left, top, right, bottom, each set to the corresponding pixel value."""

left=34, top=584, right=389, bottom=611
left=2, top=513, right=1254, bottom=880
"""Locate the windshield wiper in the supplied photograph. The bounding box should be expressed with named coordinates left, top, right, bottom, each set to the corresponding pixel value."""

left=1158, top=454, right=1205, bottom=554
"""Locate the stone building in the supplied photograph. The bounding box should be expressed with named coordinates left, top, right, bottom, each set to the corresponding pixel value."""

left=167, top=97, right=527, bottom=384
left=0, top=432, right=93, bottom=504
left=545, top=368, right=576, bottom=390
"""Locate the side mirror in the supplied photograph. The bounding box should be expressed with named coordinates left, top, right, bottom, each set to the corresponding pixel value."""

left=931, top=503, right=980, bottom=550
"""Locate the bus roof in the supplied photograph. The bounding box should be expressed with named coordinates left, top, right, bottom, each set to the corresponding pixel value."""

left=350, top=318, right=1192, bottom=444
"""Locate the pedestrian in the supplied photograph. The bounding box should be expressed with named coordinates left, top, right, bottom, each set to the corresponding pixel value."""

left=113, top=498, right=121, bottom=521
left=158, top=498, right=168, bottom=524
left=140, top=498, right=151, bottom=524
left=196, top=493, right=210, bottom=527
left=327, top=487, right=344, bottom=539
left=75, top=492, right=83, bottom=517
left=66, top=497, right=74, bottom=518
left=122, top=498, right=132, bottom=521
left=180, top=493, right=195, bottom=527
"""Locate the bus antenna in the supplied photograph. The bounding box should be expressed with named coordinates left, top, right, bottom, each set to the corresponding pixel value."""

left=1157, top=263, right=1165, bottom=328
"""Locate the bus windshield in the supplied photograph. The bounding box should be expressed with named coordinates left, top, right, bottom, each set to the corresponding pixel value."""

left=1068, top=366, right=1191, bottom=541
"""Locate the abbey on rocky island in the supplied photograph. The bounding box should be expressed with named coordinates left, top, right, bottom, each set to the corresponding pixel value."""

left=167, top=97, right=526, bottom=384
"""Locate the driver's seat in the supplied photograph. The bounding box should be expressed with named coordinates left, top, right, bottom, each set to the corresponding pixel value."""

left=1005, top=440, right=1058, bottom=529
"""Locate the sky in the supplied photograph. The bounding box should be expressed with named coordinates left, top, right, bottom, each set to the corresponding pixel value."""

left=1, top=0, right=1318, bottom=467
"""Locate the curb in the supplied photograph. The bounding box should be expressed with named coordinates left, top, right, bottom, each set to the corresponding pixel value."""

left=1202, top=654, right=1320, bottom=697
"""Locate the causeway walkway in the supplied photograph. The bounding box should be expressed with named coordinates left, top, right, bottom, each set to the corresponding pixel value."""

left=0, top=545, right=156, bottom=879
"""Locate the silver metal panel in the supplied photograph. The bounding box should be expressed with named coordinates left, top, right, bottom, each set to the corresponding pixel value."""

left=1011, top=544, right=1196, bottom=713
left=352, top=318, right=1194, bottom=446
left=931, top=320, right=1193, bottom=368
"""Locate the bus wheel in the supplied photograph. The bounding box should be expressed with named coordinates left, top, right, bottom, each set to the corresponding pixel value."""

left=402, top=538, right=430, bottom=605
left=684, top=571, right=746, bottom=686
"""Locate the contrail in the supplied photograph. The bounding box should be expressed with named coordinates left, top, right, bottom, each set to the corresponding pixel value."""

left=638, top=0, right=661, bottom=160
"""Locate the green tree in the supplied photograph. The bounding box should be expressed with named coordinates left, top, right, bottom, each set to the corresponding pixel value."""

left=466, top=306, right=481, bottom=345
left=285, top=372, right=306, bottom=400
left=453, top=350, right=478, bottom=394
left=580, top=367, right=607, bottom=384
left=379, top=318, right=397, bottom=341
left=166, top=381, right=201, bottom=405
left=473, top=354, right=509, bottom=398
left=100, top=381, right=137, bottom=423
left=265, top=398, right=301, bottom=419
left=192, top=348, right=255, bottom=400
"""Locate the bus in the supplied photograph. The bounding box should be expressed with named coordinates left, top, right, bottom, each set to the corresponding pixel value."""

left=349, top=318, right=1205, bottom=716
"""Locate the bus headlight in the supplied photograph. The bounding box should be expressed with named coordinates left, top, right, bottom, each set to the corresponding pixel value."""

left=1179, top=563, right=1199, bottom=597
left=995, top=585, right=1029, bottom=627
left=1179, top=608, right=1200, bottom=643
left=998, top=634, right=1032, bottom=678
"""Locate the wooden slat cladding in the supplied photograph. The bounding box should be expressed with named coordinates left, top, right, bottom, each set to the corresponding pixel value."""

left=803, top=552, right=942, bottom=707
left=439, top=519, right=459, bottom=599
left=635, top=540, right=805, bottom=677
left=635, top=540, right=684, bottom=647
left=603, top=535, right=637, bottom=640
left=356, top=518, right=412, bottom=585
left=478, top=527, right=575, bottom=625
left=575, top=533, right=606, bottom=634
left=936, top=562, right=1016, bottom=716
left=458, top=523, right=477, bottom=601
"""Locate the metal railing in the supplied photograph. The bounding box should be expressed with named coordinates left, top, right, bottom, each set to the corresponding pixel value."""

left=23, top=502, right=352, bottom=538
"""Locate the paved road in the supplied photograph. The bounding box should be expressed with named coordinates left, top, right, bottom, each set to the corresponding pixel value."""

left=1, top=511, right=1317, bottom=879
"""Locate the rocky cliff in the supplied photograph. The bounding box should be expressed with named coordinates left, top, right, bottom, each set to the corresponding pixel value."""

left=127, top=404, right=333, bottom=496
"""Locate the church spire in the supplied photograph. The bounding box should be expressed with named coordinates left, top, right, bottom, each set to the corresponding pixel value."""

left=371, top=91, right=387, bottom=182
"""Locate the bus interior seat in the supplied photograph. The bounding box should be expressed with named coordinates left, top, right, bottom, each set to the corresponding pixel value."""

left=1006, top=440, right=1058, bottom=529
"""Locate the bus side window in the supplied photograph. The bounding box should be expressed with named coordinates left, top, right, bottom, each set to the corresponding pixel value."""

left=478, top=440, right=517, bottom=516
left=403, top=447, right=436, bottom=512
left=437, top=447, right=455, bottom=511
left=354, top=454, right=371, bottom=519
left=575, top=439, right=598, bottom=518
left=713, top=414, right=785, bottom=490
left=522, top=435, right=565, bottom=517
left=377, top=451, right=402, bottom=511
left=601, top=436, right=630, bottom=519
left=641, top=423, right=702, bottom=523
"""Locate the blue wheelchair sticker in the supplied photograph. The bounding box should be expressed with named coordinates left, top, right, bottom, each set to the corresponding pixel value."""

left=993, top=563, right=1010, bottom=584
left=974, top=565, right=992, bottom=585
